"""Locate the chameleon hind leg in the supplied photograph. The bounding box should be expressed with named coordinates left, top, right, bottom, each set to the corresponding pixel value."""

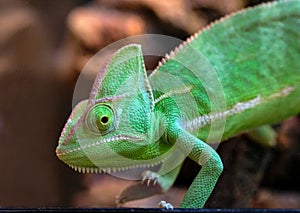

left=247, top=125, right=277, bottom=147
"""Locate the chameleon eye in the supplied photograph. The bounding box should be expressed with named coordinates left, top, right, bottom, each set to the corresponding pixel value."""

left=85, top=103, right=115, bottom=135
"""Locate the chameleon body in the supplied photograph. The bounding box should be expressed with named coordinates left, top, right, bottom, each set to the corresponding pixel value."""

left=56, top=0, right=300, bottom=208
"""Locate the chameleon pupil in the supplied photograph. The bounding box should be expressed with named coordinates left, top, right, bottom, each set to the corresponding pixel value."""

left=101, top=116, right=109, bottom=124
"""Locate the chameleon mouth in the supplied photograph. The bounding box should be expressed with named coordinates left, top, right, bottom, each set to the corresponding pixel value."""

left=68, top=158, right=166, bottom=174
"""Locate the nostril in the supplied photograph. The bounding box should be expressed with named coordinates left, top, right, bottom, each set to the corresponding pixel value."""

left=55, top=146, right=63, bottom=157
left=55, top=148, right=60, bottom=156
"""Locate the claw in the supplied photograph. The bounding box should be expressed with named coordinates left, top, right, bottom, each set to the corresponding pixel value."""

left=141, top=170, right=159, bottom=187
left=147, top=179, right=151, bottom=186
left=141, top=175, right=147, bottom=184
left=158, top=201, right=174, bottom=210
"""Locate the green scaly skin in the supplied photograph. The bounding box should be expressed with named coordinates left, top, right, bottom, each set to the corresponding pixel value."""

left=56, top=0, right=300, bottom=208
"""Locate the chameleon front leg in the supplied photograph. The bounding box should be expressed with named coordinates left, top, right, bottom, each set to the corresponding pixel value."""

left=169, top=125, right=224, bottom=208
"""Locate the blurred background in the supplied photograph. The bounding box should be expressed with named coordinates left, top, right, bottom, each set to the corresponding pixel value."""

left=0, top=0, right=299, bottom=208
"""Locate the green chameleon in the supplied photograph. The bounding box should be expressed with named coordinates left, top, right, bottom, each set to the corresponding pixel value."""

left=56, top=0, right=300, bottom=208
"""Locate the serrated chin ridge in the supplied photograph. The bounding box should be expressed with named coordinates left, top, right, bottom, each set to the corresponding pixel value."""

left=68, top=160, right=164, bottom=174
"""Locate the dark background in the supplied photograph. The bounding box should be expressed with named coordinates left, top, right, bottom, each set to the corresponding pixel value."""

left=0, top=0, right=299, bottom=208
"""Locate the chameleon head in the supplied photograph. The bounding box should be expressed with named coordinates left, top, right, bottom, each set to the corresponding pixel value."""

left=56, top=44, right=166, bottom=174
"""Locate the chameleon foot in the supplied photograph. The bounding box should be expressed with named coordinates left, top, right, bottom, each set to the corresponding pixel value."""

left=158, top=201, right=174, bottom=210
left=141, top=170, right=159, bottom=186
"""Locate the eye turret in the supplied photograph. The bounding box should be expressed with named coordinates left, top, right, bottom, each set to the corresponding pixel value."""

left=85, top=103, right=115, bottom=135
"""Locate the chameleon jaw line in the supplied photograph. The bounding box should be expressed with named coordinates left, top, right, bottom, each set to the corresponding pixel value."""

left=56, top=134, right=143, bottom=156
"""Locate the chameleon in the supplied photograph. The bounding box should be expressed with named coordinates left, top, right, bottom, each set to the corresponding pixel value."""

left=56, top=0, right=300, bottom=208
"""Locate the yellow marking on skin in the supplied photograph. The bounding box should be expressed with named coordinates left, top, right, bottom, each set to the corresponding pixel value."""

left=184, top=86, right=295, bottom=131
left=184, top=96, right=262, bottom=131
left=155, top=85, right=193, bottom=104
left=268, top=86, right=294, bottom=99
